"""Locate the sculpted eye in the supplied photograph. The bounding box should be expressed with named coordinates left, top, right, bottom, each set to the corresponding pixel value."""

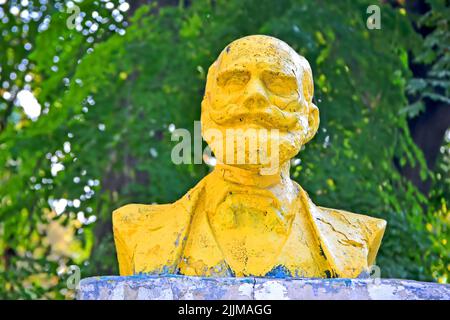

left=217, top=70, right=250, bottom=90
left=263, top=71, right=297, bottom=96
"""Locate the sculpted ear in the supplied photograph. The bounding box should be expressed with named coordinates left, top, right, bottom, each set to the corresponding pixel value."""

left=300, top=61, right=319, bottom=143
left=205, top=61, right=218, bottom=92
left=304, top=102, right=319, bottom=143
left=201, top=61, right=218, bottom=111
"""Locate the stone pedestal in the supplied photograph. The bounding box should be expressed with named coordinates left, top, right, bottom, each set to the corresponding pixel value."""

left=77, top=275, right=450, bottom=300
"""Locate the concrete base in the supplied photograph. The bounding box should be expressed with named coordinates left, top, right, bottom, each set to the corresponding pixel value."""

left=77, top=275, right=450, bottom=300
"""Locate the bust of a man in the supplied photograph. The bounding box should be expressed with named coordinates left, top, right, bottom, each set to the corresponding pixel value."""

left=113, top=35, right=386, bottom=278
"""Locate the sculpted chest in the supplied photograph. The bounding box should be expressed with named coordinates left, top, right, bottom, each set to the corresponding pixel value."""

left=114, top=177, right=385, bottom=278
left=176, top=179, right=331, bottom=277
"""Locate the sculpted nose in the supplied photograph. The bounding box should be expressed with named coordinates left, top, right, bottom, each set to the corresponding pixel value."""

left=243, top=79, right=269, bottom=110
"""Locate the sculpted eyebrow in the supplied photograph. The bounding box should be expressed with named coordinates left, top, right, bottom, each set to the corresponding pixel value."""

left=216, top=69, right=250, bottom=83
left=262, top=69, right=297, bottom=80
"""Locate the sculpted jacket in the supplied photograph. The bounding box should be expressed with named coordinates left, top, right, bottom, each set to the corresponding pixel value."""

left=113, top=168, right=386, bottom=279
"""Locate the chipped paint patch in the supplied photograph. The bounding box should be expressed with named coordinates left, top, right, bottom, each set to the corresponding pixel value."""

left=367, top=284, right=398, bottom=300
left=254, top=281, right=288, bottom=300
left=238, top=283, right=254, bottom=297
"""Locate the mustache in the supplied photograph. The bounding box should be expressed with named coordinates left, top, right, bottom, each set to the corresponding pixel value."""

left=209, top=104, right=300, bottom=130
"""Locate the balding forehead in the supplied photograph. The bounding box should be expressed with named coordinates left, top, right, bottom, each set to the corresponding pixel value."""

left=225, top=36, right=293, bottom=57
left=215, top=36, right=307, bottom=77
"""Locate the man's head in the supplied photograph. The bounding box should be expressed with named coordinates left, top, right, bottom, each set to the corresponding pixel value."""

left=201, top=35, right=319, bottom=173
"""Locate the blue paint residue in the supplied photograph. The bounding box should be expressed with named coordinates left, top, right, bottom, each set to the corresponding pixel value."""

left=265, top=265, right=292, bottom=278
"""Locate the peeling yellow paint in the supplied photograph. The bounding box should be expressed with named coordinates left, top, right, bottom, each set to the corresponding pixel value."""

left=113, top=35, right=386, bottom=278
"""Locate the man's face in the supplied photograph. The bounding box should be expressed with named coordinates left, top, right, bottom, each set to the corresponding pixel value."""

left=201, top=35, right=318, bottom=173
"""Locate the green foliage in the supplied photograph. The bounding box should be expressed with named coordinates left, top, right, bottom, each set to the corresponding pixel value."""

left=425, top=129, right=450, bottom=283
left=405, top=0, right=450, bottom=114
left=0, top=0, right=448, bottom=298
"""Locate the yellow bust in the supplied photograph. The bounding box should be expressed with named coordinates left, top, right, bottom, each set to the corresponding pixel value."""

left=113, top=35, right=386, bottom=278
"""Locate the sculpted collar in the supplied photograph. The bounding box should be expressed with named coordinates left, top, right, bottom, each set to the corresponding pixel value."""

left=213, top=164, right=290, bottom=188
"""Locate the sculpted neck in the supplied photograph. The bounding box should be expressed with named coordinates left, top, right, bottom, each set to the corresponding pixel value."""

left=213, top=162, right=291, bottom=188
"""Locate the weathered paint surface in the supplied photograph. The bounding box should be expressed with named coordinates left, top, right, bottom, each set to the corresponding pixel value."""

left=77, top=275, right=450, bottom=300
left=113, top=35, right=386, bottom=279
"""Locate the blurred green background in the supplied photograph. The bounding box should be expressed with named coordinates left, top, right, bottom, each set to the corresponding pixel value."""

left=0, top=0, right=449, bottom=299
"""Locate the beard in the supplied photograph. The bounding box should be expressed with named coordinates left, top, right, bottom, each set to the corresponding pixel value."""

left=201, top=100, right=309, bottom=175
left=203, top=122, right=303, bottom=175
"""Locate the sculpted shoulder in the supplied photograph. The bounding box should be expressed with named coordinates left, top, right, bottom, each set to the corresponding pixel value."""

left=112, top=180, right=206, bottom=276
left=317, top=206, right=386, bottom=274
left=298, top=185, right=386, bottom=277
left=113, top=179, right=206, bottom=232
left=113, top=203, right=172, bottom=232
left=112, top=203, right=172, bottom=276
